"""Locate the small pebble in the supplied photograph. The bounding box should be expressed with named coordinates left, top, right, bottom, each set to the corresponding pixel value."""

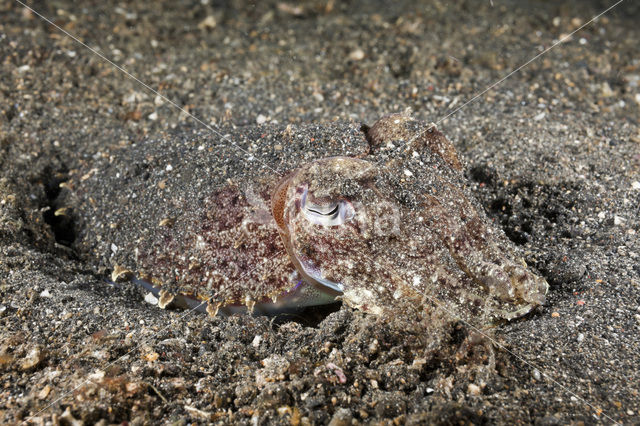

left=145, top=292, right=159, bottom=305
left=38, top=385, right=51, bottom=400
left=143, top=351, right=159, bottom=362
left=601, top=82, right=614, bottom=97
left=467, top=383, right=481, bottom=395
left=256, top=114, right=267, bottom=124
left=348, top=48, right=365, bottom=61
left=326, top=362, right=347, bottom=384
left=21, top=347, right=45, bottom=370
left=198, top=15, right=217, bottom=30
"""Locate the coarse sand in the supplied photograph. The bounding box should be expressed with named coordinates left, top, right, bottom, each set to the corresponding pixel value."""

left=1, top=0, right=639, bottom=424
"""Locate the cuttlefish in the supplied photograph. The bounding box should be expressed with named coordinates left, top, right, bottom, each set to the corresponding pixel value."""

left=66, top=114, right=547, bottom=325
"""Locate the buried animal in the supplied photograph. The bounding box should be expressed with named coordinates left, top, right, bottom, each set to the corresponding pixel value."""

left=64, top=114, right=548, bottom=325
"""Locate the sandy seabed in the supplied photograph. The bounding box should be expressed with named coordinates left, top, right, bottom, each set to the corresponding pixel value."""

left=1, top=0, right=639, bottom=424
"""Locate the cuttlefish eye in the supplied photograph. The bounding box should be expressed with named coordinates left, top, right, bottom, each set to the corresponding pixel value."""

left=301, top=186, right=355, bottom=227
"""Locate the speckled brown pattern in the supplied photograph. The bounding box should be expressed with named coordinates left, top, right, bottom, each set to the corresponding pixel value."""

left=278, top=116, right=547, bottom=323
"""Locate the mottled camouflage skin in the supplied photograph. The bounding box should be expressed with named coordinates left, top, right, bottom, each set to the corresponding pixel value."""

left=68, top=114, right=547, bottom=322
